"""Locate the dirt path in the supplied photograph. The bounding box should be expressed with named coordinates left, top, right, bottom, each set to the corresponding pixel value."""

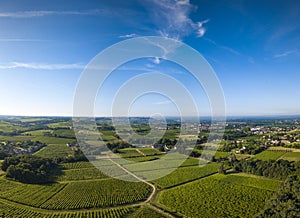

left=135, top=148, right=146, bottom=156
left=108, top=158, right=156, bottom=203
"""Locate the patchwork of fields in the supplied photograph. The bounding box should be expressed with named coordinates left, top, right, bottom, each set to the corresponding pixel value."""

left=1, top=117, right=299, bottom=217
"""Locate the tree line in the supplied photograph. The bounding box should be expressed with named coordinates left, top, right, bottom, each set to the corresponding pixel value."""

left=1, top=154, right=58, bottom=184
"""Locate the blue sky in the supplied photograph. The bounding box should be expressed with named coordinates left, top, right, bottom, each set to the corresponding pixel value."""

left=0, top=0, right=299, bottom=116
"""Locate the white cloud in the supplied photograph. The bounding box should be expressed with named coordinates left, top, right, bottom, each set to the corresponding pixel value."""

left=273, top=49, right=298, bottom=58
left=118, top=33, right=138, bottom=38
left=197, top=28, right=206, bottom=38
left=145, top=0, right=209, bottom=39
left=0, top=62, right=85, bottom=70
left=197, top=19, right=209, bottom=28
left=153, top=57, right=160, bottom=64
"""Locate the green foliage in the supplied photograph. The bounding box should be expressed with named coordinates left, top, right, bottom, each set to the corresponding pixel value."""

left=2, top=154, right=58, bottom=183
left=233, top=159, right=295, bottom=180
left=40, top=179, right=152, bottom=209
left=218, top=162, right=226, bottom=174
left=158, top=174, right=276, bottom=217
left=258, top=175, right=300, bottom=217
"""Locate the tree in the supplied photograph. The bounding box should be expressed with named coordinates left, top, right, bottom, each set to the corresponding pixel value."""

left=219, top=162, right=226, bottom=174
left=1, top=154, right=58, bottom=184
left=258, top=175, right=300, bottom=217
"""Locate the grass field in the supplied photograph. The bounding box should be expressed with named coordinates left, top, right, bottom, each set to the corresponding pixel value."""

left=158, top=173, right=279, bottom=217
left=252, top=150, right=287, bottom=161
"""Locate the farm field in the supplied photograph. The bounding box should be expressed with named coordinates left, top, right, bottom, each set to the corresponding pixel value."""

left=152, top=163, right=219, bottom=188
left=57, top=167, right=109, bottom=181
left=0, top=198, right=134, bottom=218
left=279, top=152, right=300, bottom=161
left=0, top=176, right=152, bottom=210
left=35, top=144, right=73, bottom=159
left=40, top=179, right=152, bottom=209
left=0, top=116, right=299, bottom=217
left=252, top=150, right=287, bottom=161
left=157, top=173, right=281, bottom=218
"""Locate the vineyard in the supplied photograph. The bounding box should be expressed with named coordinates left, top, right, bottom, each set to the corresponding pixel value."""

left=0, top=180, right=66, bottom=207
left=35, top=144, right=73, bottom=159
left=280, top=152, right=300, bottom=161
left=158, top=173, right=278, bottom=217
left=252, top=150, right=287, bottom=161
left=40, top=179, right=152, bottom=209
left=215, top=173, right=281, bottom=191
left=153, top=163, right=219, bottom=188
left=0, top=175, right=152, bottom=211
left=61, top=161, right=95, bottom=169
left=0, top=198, right=133, bottom=218
left=126, top=206, right=168, bottom=218
left=57, top=168, right=109, bottom=181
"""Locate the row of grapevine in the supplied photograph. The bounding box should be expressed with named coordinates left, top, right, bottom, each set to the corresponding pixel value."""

left=214, top=173, right=281, bottom=191
left=0, top=182, right=66, bottom=207
left=158, top=173, right=276, bottom=217
left=61, top=161, right=95, bottom=170
left=40, top=179, right=152, bottom=209
left=0, top=199, right=132, bottom=218
left=57, top=168, right=109, bottom=181
left=153, top=163, right=219, bottom=188
left=252, top=150, right=287, bottom=161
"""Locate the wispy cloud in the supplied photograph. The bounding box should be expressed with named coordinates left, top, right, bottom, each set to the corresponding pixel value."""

left=0, top=9, right=116, bottom=18
left=145, top=0, right=209, bottom=39
left=0, top=62, right=85, bottom=70
left=118, top=33, right=138, bottom=38
left=204, top=38, right=241, bottom=56
left=196, top=19, right=209, bottom=37
left=273, top=49, right=298, bottom=58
